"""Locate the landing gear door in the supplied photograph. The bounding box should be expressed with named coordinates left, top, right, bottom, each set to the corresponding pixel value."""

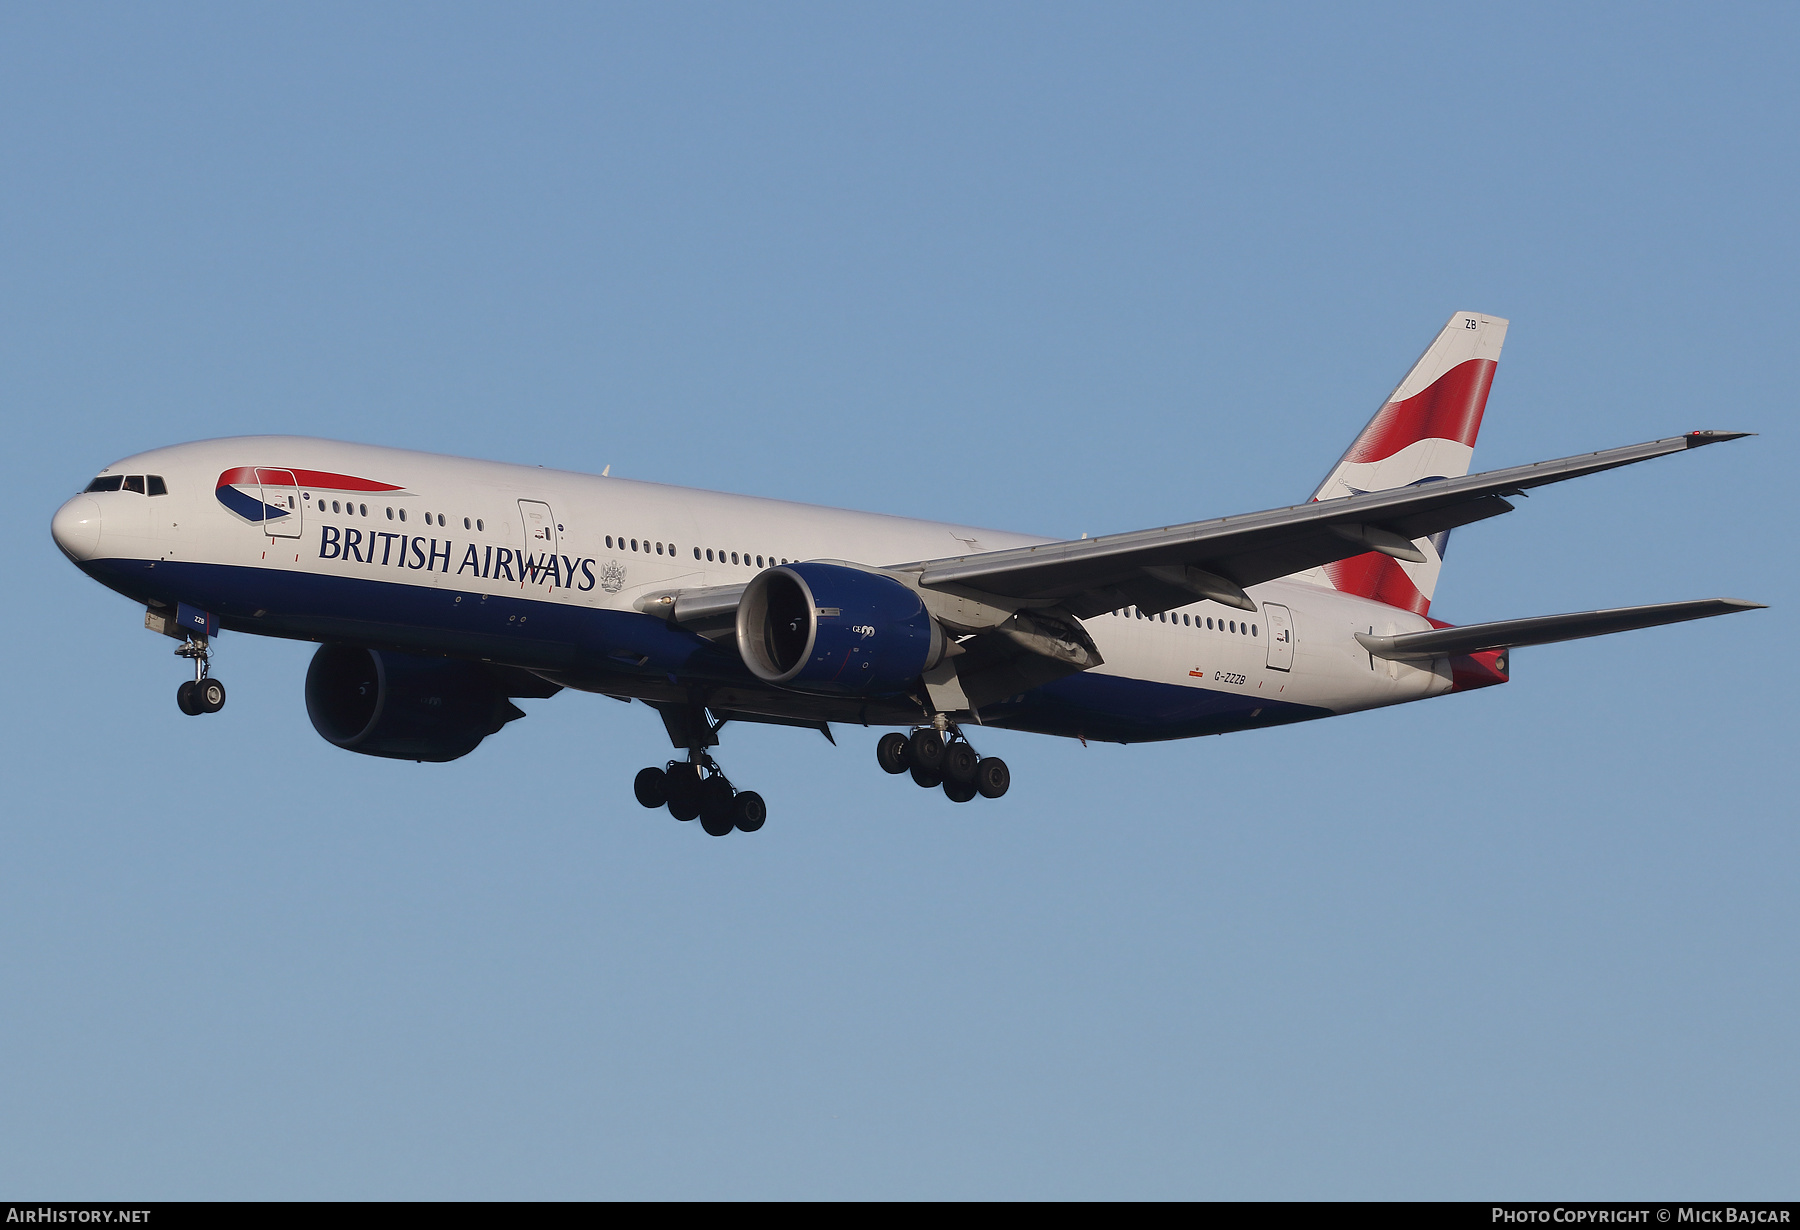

left=518, top=499, right=558, bottom=563
left=256, top=468, right=303, bottom=539
left=1263, top=603, right=1294, bottom=671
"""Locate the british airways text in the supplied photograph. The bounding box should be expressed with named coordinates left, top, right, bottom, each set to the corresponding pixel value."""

left=317, top=526, right=598, bottom=590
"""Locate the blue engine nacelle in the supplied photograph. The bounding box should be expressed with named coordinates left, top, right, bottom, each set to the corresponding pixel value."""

left=305, top=645, right=528, bottom=762
left=736, top=562, right=943, bottom=696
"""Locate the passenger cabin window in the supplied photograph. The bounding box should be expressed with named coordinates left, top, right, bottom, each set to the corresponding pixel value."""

left=85, top=475, right=124, bottom=492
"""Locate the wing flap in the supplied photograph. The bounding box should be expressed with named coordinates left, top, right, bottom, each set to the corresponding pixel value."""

left=944, top=609, right=1105, bottom=710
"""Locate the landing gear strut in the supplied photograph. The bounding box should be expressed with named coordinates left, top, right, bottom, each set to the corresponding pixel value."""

left=174, top=637, right=226, bottom=716
left=632, top=703, right=767, bottom=835
left=876, top=720, right=1009, bottom=803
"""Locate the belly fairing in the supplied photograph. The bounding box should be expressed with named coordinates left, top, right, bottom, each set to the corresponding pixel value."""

left=977, top=669, right=1331, bottom=743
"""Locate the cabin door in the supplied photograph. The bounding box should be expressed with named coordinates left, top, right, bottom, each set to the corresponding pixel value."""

left=256, top=469, right=303, bottom=539
left=1262, top=603, right=1294, bottom=671
left=518, top=499, right=559, bottom=580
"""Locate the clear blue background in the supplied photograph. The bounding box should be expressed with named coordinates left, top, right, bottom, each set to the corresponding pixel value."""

left=2, top=3, right=1793, bottom=1199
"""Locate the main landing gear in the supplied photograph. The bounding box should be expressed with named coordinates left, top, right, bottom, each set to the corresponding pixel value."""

left=633, top=704, right=767, bottom=836
left=173, top=637, right=226, bottom=717
left=876, top=724, right=1009, bottom=803
left=633, top=752, right=767, bottom=837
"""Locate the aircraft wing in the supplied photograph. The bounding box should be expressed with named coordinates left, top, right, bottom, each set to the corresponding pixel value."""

left=909, top=432, right=1749, bottom=618
left=1356, top=598, right=1765, bottom=661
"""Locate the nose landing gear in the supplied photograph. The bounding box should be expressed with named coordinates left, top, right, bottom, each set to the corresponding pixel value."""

left=876, top=722, right=1009, bottom=803
left=173, top=637, right=226, bottom=716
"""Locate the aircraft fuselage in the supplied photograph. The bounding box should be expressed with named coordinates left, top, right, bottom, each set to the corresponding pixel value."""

left=54, top=435, right=1457, bottom=746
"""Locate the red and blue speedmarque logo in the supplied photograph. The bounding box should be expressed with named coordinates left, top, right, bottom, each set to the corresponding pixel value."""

left=214, top=467, right=404, bottom=524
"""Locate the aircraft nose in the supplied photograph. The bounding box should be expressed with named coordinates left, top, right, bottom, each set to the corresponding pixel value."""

left=52, top=496, right=102, bottom=561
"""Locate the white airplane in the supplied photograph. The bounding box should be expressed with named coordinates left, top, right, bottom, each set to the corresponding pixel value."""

left=51, top=312, right=1761, bottom=835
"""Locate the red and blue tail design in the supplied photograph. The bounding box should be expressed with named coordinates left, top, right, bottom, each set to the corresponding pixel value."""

left=1306, top=311, right=1508, bottom=615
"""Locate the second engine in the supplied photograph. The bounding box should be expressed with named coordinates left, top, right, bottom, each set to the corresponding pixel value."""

left=736, top=562, right=943, bottom=696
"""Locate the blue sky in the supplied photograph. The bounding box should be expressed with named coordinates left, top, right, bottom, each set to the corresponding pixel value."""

left=2, top=3, right=1794, bottom=1198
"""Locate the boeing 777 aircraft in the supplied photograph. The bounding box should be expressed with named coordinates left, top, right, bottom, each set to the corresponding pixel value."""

left=51, top=312, right=1762, bottom=835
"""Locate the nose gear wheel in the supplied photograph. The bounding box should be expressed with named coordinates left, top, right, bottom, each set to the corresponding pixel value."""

left=172, top=635, right=226, bottom=716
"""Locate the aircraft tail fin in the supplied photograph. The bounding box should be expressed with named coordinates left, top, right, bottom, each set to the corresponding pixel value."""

left=1309, top=311, right=1508, bottom=614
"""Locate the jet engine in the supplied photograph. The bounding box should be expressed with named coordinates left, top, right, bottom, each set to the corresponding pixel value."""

left=736, top=562, right=943, bottom=696
left=304, top=645, right=530, bottom=762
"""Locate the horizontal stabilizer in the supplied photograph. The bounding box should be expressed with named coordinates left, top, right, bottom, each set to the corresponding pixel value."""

left=1357, top=598, right=1765, bottom=661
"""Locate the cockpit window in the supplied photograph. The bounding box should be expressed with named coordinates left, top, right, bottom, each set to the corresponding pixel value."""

left=147, top=476, right=167, bottom=496
left=123, top=475, right=146, bottom=494
left=84, top=475, right=124, bottom=492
